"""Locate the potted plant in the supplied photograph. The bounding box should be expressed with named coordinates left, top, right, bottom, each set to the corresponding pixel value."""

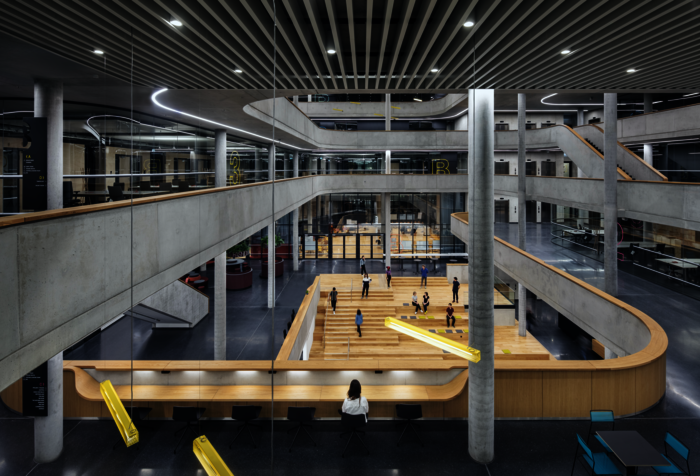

left=227, top=239, right=250, bottom=259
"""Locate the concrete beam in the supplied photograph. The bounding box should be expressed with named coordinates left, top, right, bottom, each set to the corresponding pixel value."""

left=140, top=279, right=209, bottom=327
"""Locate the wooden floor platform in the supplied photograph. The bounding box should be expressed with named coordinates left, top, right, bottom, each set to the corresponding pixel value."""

left=311, top=274, right=551, bottom=361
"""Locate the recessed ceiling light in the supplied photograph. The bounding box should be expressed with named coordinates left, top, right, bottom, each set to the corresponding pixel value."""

left=431, top=68, right=439, bottom=73
left=327, top=49, right=336, bottom=54
left=169, top=19, right=182, bottom=27
left=561, top=50, right=571, bottom=55
left=413, top=98, right=422, bottom=102
left=93, top=49, right=104, bottom=55
left=683, top=92, right=699, bottom=97
left=233, top=69, right=242, bottom=73
left=463, top=21, right=474, bottom=27
left=627, top=69, right=637, bottom=73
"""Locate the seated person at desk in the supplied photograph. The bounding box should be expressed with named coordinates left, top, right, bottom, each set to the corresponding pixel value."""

left=342, top=379, right=369, bottom=421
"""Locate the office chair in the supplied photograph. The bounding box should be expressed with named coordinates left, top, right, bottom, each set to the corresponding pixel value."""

left=396, top=404, right=423, bottom=447
left=229, top=405, right=262, bottom=448
left=339, top=411, right=369, bottom=457
left=172, top=406, right=205, bottom=454
left=286, top=406, right=316, bottom=451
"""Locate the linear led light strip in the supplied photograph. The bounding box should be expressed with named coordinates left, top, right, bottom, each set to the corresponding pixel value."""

left=152, top=88, right=306, bottom=150
left=541, top=93, right=663, bottom=107
left=384, top=317, right=480, bottom=362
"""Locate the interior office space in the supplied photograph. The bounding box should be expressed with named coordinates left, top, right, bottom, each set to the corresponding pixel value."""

left=2, top=1, right=700, bottom=475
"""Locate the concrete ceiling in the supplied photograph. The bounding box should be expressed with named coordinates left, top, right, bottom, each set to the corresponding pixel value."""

left=2, top=0, right=700, bottom=91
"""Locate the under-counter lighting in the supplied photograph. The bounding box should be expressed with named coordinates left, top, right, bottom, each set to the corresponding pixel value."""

left=169, top=19, right=183, bottom=27
left=94, top=49, right=104, bottom=55
left=463, top=21, right=474, bottom=27
left=626, top=69, right=638, bottom=73
left=561, top=50, right=571, bottom=55
left=327, top=49, right=336, bottom=54
left=385, top=317, right=481, bottom=362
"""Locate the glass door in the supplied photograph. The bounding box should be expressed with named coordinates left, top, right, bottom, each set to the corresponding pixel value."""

left=345, top=235, right=357, bottom=259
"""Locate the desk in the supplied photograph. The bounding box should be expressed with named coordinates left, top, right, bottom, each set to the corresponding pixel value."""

left=597, top=431, right=669, bottom=475
left=227, top=258, right=245, bottom=273
left=656, top=258, right=699, bottom=280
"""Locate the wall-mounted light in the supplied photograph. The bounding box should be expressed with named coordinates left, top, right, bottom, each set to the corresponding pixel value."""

left=385, top=317, right=480, bottom=362
left=561, top=50, right=571, bottom=55
left=413, top=98, right=422, bottom=102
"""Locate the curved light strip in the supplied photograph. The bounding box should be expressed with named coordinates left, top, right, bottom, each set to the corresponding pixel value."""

left=540, top=93, right=661, bottom=107
left=152, top=88, right=306, bottom=150
left=0, top=110, right=33, bottom=116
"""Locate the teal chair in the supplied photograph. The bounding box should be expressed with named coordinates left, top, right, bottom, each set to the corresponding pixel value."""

left=589, top=410, right=615, bottom=451
left=572, top=434, right=621, bottom=475
left=653, top=432, right=691, bottom=475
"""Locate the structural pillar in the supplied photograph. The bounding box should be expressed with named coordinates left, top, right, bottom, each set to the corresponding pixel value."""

left=467, top=89, right=495, bottom=464
left=293, top=151, right=300, bottom=271
left=34, top=80, right=63, bottom=210
left=385, top=151, right=391, bottom=174
left=517, top=93, right=527, bottom=337
left=643, top=94, right=653, bottom=166
left=385, top=94, right=391, bottom=131
left=255, top=148, right=262, bottom=182
left=34, top=352, right=63, bottom=463
left=604, top=93, right=618, bottom=297
left=214, top=130, right=227, bottom=359
left=268, top=143, right=276, bottom=308
left=293, top=95, right=299, bottom=106
left=384, top=192, right=391, bottom=268
left=577, top=107, right=584, bottom=127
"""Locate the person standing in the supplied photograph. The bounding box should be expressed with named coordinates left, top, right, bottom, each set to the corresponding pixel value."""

left=412, top=291, right=421, bottom=314
left=327, top=287, right=338, bottom=315
left=342, top=379, right=369, bottom=421
left=420, top=265, right=428, bottom=288
left=386, top=266, right=392, bottom=288
left=355, top=309, right=363, bottom=337
left=361, top=273, right=371, bottom=299
left=360, top=255, right=367, bottom=276
left=446, top=303, right=455, bottom=328
left=452, top=277, right=461, bottom=303
left=422, top=292, right=430, bottom=313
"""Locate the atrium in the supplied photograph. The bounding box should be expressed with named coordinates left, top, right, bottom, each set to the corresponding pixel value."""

left=1, top=1, right=699, bottom=475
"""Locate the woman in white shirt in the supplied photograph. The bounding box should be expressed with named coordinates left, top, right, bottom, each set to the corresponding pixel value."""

left=342, top=379, right=369, bottom=421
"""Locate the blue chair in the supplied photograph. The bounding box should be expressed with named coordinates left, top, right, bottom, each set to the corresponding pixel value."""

left=572, top=434, right=621, bottom=475
left=588, top=410, right=615, bottom=448
left=653, top=432, right=691, bottom=475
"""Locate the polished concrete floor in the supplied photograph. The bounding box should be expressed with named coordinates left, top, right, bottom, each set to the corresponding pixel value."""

left=3, top=223, right=700, bottom=475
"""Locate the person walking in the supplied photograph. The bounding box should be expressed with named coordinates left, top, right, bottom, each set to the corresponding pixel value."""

left=422, top=292, right=430, bottom=314
left=355, top=309, right=363, bottom=337
left=361, top=273, right=371, bottom=299
left=360, top=255, right=367, bottom=276
left=446, top=303, right=455, bottom=328
left=420, top=265, right=428, bottom=288
left=342, top=379, right=369, bottom=421
left=452, top=277, right=461, bottom=303
left=327, top=287, right=338, bottom=314
left=386, top=266, right=392, bottom=288
left=412, top=291, right=421, bottom=314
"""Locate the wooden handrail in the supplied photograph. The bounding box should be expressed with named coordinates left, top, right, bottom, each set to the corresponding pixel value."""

left=450, top=212, right=667, bottom=372
left=276, top=276, right=321, bottom=361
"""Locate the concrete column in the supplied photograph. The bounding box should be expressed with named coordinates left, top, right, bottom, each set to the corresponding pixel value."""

left=268, top=143, right=276, bottom=308
left=34, top=352, right=63, bottom=463
left=643, top=94, right=653, bottom=166
left=604, top=93, right=618, bottom=297
left=293, top=95, right=299, bottom=106
left=517, top=93, right=527, bottom=338
left=385, top=94, right=391, bottom=131
left=643, top=93, right=653, bottom=114
left=293, top=151, right=299, bottom=271
left=200, top=263, right=206, bottom=272
left=214, top=129, right=226, bottom=188
left=385, top=151, right=391, bottom=174
left=307, top=94, right=312, bottom=102
left=467, top=89, right=495, bottom=464
left=214, top=252, right=226, bottom=359
left=577, top=107, right=584, bottom=127
left=34, top=80, right=63, bottom=210
left=384, top=192, right=391, bottom=268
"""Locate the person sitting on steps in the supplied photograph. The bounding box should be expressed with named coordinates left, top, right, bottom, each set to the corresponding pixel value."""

left=412, top=291, right=421, bottom=314
left=422, top=292, right=430, bottom=313
left=446, top=303, right=455, bottom=328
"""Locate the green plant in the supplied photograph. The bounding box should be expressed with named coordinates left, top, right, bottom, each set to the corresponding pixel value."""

left=261, top=234, right=284, bottom=247
left=227, top=239, right=249, bottom=257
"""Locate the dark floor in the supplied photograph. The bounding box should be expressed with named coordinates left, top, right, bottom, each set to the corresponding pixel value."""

left=4, top=222, right=700, bottom=475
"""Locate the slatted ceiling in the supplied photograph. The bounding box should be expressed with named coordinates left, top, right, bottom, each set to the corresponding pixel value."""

left=2, top=1, right=700, bottom=90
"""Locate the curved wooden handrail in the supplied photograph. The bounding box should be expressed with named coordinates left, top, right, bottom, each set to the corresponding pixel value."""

left=450, top=212, right=668, bottom=372
left=65, top=365, right=468, bottom=403
left=276, top=276, right=320, bottom=360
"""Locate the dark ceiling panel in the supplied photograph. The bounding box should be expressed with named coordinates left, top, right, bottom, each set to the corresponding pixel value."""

left=1, top=0, right=699, bottom=90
